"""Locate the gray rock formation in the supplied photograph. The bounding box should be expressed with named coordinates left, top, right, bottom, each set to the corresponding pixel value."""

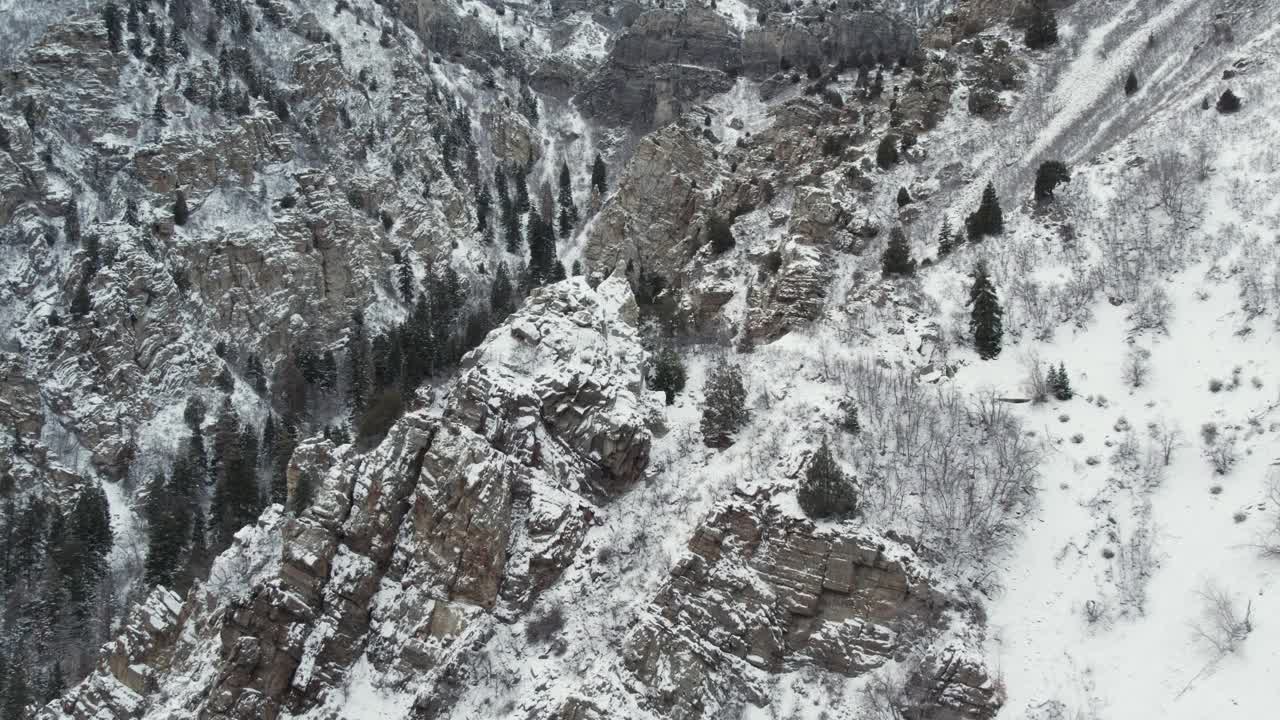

left=578, top=5, right=918, bottom=129
left=41, top=275, right=660, bottom=720
left=622, top=500, right=953, bottom=718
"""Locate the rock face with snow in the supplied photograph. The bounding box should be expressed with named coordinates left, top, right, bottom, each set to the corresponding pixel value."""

left=41, top=275, right=659, bottom=720
left=577, top=4, right=918, bottom=129
left=620, top=500, right=994, bottom=719
left=14, top=0, right=1280, bottom=718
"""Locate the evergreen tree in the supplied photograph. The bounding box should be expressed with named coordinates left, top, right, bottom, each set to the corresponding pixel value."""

left=153, top=94, right=167, bottom=125
left=348, top=310, right=370, bottom=419
left=557, top=161, right=579, bottom=237
left=56, top=484, right=113, bottom=612
left=355, top=389, right=403, bottom=449
left=143, top=472, right=185, bottom=588
left=397, top=255, right=414, bottom=304
left=881, top=226, right=916, bottom=276
left=496, top=168, right=521, bottom=252
left=149, top=26, right=168, bottom=73
left=402, top=292, right=434, bottom=391
left=840, top=401, right=861, bottom=434
left=590, top=153, right=607, bottom=195
left=896, top=186, right=912, bottom=207
left=1051, top=361, right=1074, bottom=400
left=246, top=354, right=267, bottom=395
left=291, top=470, right=315, bottom=515
left=700, top=359, right=749, bottom=449
left=208, top=407, right=261, bottom=549
left=170, top=0, right=191, bottom=31
left=84, top=231, right=101, bottom=274
left=183, top=395, right=206, bottom=433
left=103, top=2, right=124, bottom=52
left=171, top=28, right=189, bottom=59
left=937, top=216, right=956, bottom=257
left=527, top=212, right=559, bottom=285
left=965, top=181, right=1003, bottom=240
left=476, top=183, right=491, bottom=233
left=428, top=271, right=456, bottom=368
left=968, top=261, right=1003, bottom=360
left=705, top=214, right=736, bottom=254
left=3, top=660, right=28, bottom=720
left=185, top=505, right=209, bottom=587
left=174, top=189, right=189, bottom=225
left=1124, top=70, right=1139, bottom=96
left=216, top=363, right=234, bottom=394
left=1033, top=160, right=1070, bottom=203
left=44, top=660, right=64, bottom=704
left=0, top=123, right=9, bottom=151
left=70, top=279, right=92, bottom=317
left=260, top=412, right=276, bottom=470
left=875, top=134, right=899, bottom=169
left=319, top=350, right=338, bottom=395
left=651, top=347, right=687, bottom=405
left=490, top=261, right=515, bottom=321
left=126, top=0, right=140, bottom=34
left=64, top=197, right=82, bottom=246
left=797, top=439, right=857, bottom=519
left=514, top=167, right=531, bottom=214
left=1024, top=2, right=1059, bottom=50
left=125, top=197, right=140, bottom=226
left=1216, top=88, right=1241, bottom=114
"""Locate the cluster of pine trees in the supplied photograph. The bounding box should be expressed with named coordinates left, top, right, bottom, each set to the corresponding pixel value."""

left=0, top=483, right=113, bottom=712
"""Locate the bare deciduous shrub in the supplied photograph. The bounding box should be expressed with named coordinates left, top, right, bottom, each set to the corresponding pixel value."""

left=1191, top=583, right=1253, bottom=656
left=1025, top=352, right=1050, bottom=403
left=1112, top=516, right=1155, bottom=613
left=1129, top=285, right=1173, bottom=333
left=838, top=362, right=1041, bottom=571
left=860, top=666, right=908, bottom=720
left=1149, top=151, right=1194, bottom=223
left=1148, top=420, right=1182, bottom=466
left=1260, top=471, right=1280, bottom=558
left=1122, top=347, right=1150, bottom=388
left=1206, top=434, right=1237, bottom=475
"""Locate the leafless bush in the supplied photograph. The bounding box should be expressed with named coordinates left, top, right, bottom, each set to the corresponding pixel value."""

left=1149, top=151, right=1194, bottom=223
left=1262, top=472, right=1280, bottom=558
left=1192, top=135, right=1215, bottom=181
left=1206, top=435, right=1238, bottom=475
left=1129, top=285, right=1173, bottom=333
left=1191, top=583, right=1253, bottom=656
left=1113, top=518, right=1155, bottom=613
left=1110, top=435, right=1140, bottom=470
left=1148, top=420, right=1182, bottom=466
left=1024, top=352, right=1050, bottom=404
left=841, top=364, right=1041, bottom=571
left=1122, top=347, right=1151, bottom=388
left=860, top=666, right=908, bottom=720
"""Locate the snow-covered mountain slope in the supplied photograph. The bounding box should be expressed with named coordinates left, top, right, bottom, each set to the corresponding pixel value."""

left=4, top=0, right=1280, bottom=718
